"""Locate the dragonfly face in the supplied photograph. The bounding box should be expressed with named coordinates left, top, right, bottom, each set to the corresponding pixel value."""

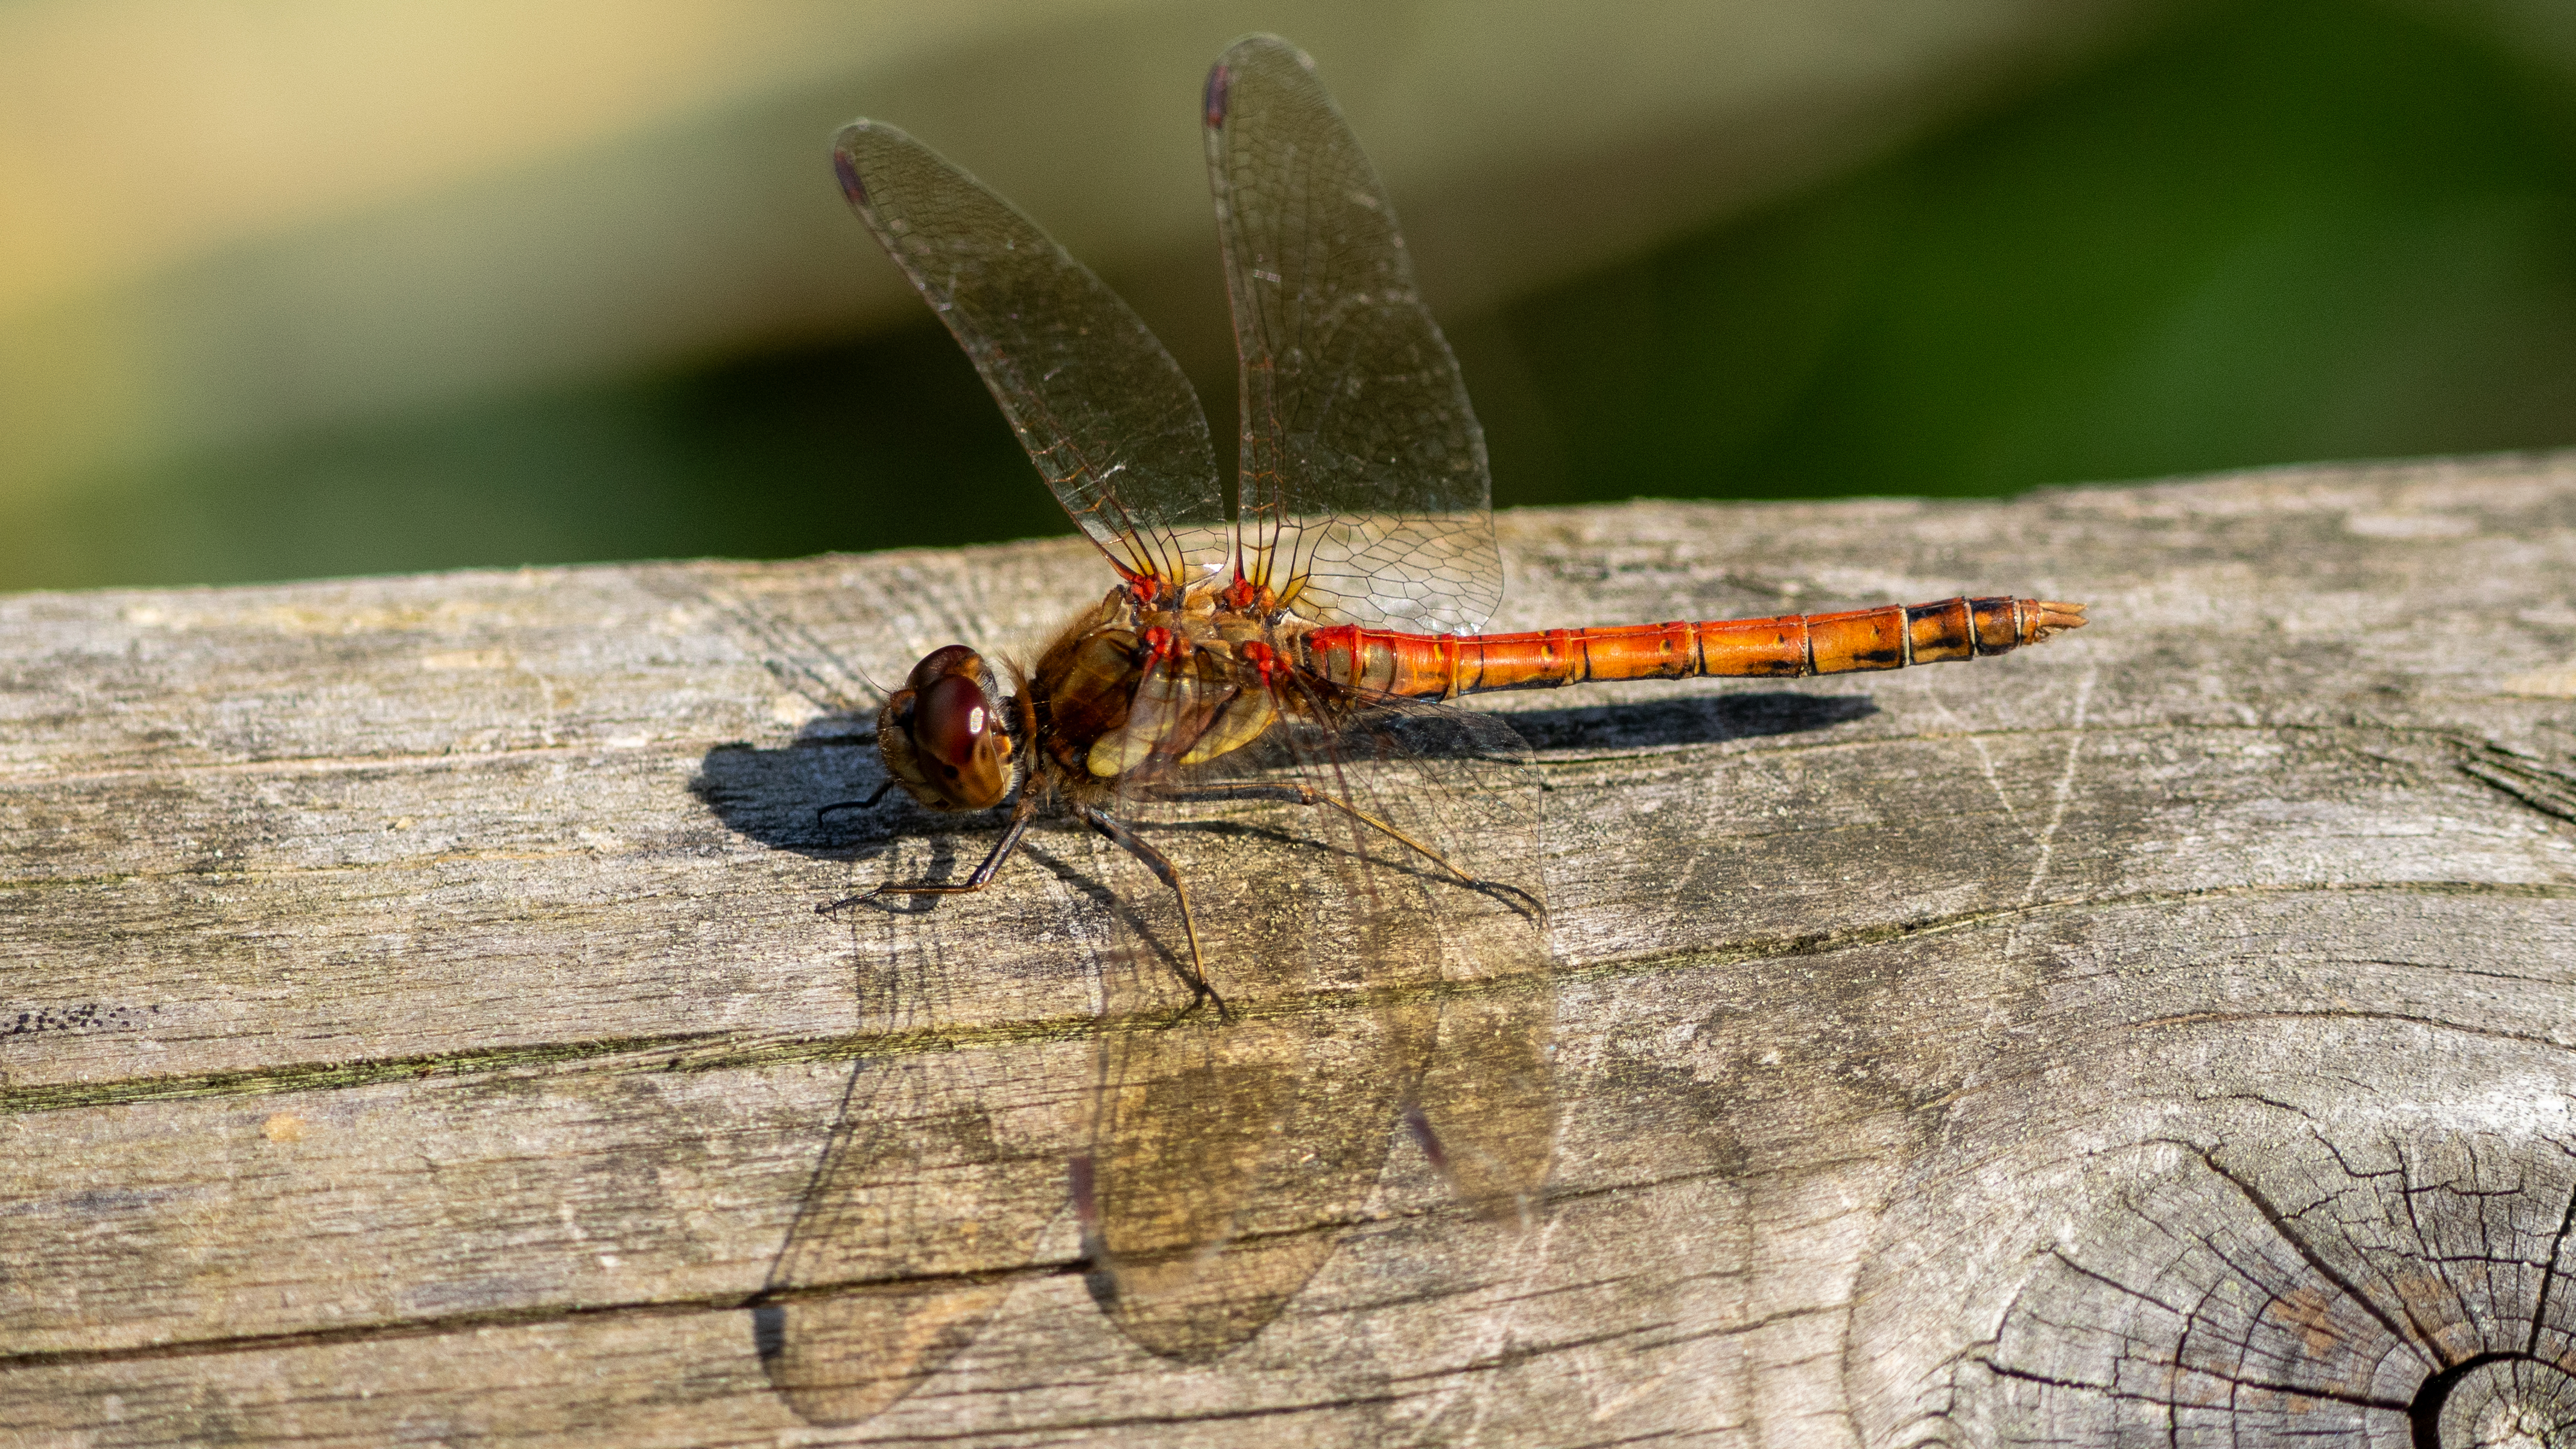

left=875, top=644, right=1015, bottom=811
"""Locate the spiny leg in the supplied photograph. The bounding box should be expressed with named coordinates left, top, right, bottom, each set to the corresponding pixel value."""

left=818, top=795, right=1037, bottom=915
left=1164, top=778, right=1542, bottom=917
left=1191, top=779, right=1465, bottom=875
left=1072, top=802, right=1224, bottom=1019
left=815, top=780, right=897, bottom=821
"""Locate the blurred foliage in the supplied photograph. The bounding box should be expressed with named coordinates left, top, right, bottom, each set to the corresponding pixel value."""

left=1482, top=0, right=2576, bottom=506
left=4, top=326, right=1051, bottom=590
left=7, top=0, right=2572, bottom=591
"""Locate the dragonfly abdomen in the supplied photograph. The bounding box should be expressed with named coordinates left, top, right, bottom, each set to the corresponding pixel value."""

left=1300, top=596, right=2086, bottom=699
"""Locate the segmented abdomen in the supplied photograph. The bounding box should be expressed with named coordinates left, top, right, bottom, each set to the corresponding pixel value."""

left=1299, top=596, right=2086, bottom=700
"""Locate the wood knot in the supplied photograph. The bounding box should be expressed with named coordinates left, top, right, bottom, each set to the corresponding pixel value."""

left=2417, top=1356, right=2576, bottom=1449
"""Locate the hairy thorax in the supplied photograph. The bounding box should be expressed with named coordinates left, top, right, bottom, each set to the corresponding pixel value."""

left=1029, top=586, right=1320, bottom=791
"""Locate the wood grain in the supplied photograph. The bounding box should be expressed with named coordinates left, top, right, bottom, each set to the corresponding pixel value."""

left=6, top=454, right=2576, bottom=1447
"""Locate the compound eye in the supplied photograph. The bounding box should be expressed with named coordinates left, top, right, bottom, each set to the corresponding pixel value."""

left=914, top=672, right=992, bottom=772
left=908, top=644, right=985, bottom=693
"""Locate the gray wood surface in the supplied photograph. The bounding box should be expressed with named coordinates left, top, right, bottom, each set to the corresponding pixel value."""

left=6, top=454, right=2576, bottom=1448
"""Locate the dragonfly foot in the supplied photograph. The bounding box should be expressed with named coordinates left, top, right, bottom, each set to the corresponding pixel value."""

left=1164, top=973, right=1230, bottom=1026
left=815, top=881, right=906, bottom=915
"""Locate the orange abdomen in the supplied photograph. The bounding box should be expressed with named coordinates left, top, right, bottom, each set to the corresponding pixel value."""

left=1299, top=596, right=2086, bottom=700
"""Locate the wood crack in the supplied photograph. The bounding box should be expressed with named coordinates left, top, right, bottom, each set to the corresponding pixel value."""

left=15, top=881, right=2572, bottom=1116
left=2528, top=1149, right=2576, bottom=1359
left=1972, top=1355, right=2414, bottom=1413
left=2181, top=1141, right=2443, bottom=1371
left=2, top=738, right=704, bottom=791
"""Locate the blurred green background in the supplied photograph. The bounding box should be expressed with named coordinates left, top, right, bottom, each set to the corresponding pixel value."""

left=1, top=0, right=2569, bottom=592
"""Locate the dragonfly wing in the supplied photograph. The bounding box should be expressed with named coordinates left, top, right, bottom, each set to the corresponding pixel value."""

left=1205, top=36, right=1502, bottom=632
left=1356, top=700, right=1556, bottom=1223
left=1078, top=658, right=1553, bottom=1359
left=761, top=870, right=1079, bottom=1426
left=1084, top=975, right=1431, bottom=1362
left=835, top=121, right=1227, bottom=589
left=1206, top=37, right=1552, bottom=1212
left=762, top=1055, right=1048, bottom=1424
left=1077, top=655, right=1441, bottom=1361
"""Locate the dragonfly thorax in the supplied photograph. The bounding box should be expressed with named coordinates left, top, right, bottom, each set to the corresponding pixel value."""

left=1029, top=587, right=1299, bottom=787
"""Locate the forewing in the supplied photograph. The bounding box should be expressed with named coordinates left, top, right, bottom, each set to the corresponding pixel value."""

left=835, top=121, right=1227, bottom=588
left=761, top=838, right=1080, bottom=1426
left=1072, top=654, right=1423, bottom=1360
left=1204, top=36, right=1503, bottom=632
left=1077, top=660, right=1552, bottom=1360
left=762, top=1056, right=1057, bottom=1424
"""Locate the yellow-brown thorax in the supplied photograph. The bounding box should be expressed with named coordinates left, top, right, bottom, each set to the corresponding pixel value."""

left=1030, top=586, right=1308, bottom=786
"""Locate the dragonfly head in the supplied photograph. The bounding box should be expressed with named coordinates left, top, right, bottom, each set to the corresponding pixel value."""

left=877, top=645, right=1015, bottom=811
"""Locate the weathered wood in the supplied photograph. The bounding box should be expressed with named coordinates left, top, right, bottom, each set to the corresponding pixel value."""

left=6, top=454, right=2576, bottom=1447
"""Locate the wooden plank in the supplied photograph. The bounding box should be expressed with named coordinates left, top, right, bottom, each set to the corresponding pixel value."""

left=7, top=455, right=2576, bottom=1445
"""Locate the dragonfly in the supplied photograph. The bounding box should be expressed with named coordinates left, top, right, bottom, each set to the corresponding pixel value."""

left=760, top=34, right=2086, bottom=1427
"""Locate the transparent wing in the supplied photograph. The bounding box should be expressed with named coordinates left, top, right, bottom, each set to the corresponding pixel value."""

left=761, top=866, right=1080, bottom=1427
left=1351, top=699, right=1557, bottom=1225
left=1074, top=652, right=1428, bottom=1360
left=1077, top=658, right=1553, bottom=1360
left=1205, top=36, right=1504, bottom=632
left=761, top=1056, right=1059, bottom=1425
left=835, top=121, right=1227, bottom=591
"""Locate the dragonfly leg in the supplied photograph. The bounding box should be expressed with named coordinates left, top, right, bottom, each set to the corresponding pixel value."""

left=814, top=778, right=896, bottom=823
left=818, top=794, right=1036, bottom=915
left=1072, top=802, right=1225, bottom=1019
left=1163, top=780, right=1467, bottom=877
left=1163, top=779, right=1546, bottom=922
